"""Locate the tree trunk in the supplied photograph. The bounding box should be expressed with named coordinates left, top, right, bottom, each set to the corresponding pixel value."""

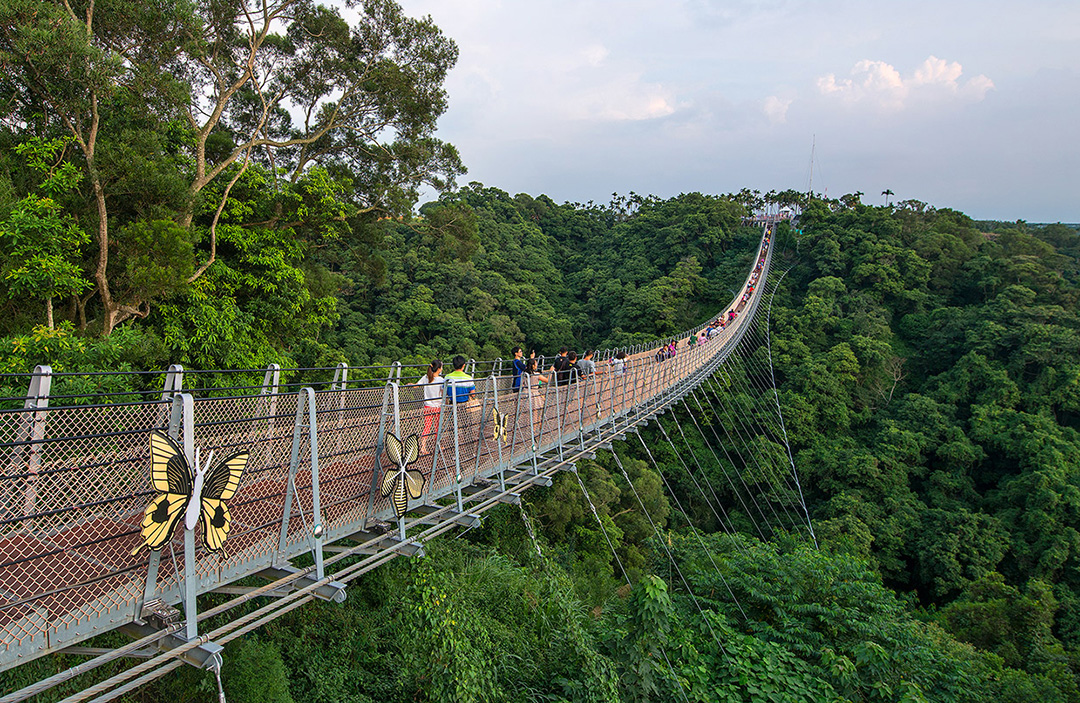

left=46, top=298, right=54, bottom=329
left=66, top=295, right=77, bottom=326
left=76, top=291, right=92, bottom=332
left=90, top=177, right=118, bottom=336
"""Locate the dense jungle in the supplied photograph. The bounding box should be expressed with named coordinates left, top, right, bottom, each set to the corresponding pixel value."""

left=2, top=1, right=1080, bottom=701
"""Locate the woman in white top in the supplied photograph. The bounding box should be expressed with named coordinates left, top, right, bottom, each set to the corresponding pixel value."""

left=416, top=359, right=443, bottom=454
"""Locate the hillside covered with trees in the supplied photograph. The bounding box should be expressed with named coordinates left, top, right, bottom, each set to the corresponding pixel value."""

left=3, top=1, right=1080, bottom=701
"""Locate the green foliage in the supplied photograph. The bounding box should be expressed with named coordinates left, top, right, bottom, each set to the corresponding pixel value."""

left=0, top=137, right=91, bottom=325
left=222, top=638, right=295, bottom=703
left=610, top=575, right=674, bottom=702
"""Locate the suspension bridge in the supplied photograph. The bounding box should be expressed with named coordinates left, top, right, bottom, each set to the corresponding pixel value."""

left=0, top=223, right=809, bottom=701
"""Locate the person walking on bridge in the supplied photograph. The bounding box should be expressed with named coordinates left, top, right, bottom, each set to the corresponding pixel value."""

left=551, top=347, right=571, bottom=387
left=416, top=359, right=443, bottom=455
left=563, top=351, right=579, bottom=384
left=575, top=350, right=597, bottom=378
left=610, top=350, right=627, bottom=376
left=511, top=346, right=533, bottom=393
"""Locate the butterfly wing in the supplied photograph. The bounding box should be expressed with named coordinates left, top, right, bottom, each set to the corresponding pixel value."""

left=199, top=496, right=232, bottom=553
left=196, top=449, right=247, bottom=554
left=135, top=432, right=194, bottom=554
left=149, top=430, right=193, bottom=495
left=402, top=434, right=420, bottom=465
left=202, top=450, right=248, bottom=502
left=136, top=492, right=188, bottom=553
left=381, top=466, right=399, bottom=497
left=404, top=469, right=426, bottom=500
left=384, top=432, right=403, bottom=467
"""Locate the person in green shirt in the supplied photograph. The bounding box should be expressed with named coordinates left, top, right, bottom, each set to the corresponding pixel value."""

left=444, top=355, right=475, bottom=405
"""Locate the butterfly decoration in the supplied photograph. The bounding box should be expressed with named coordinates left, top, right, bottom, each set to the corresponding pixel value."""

left=492, top=407, right=508, bottom=444
left=132, top=431, right=248, bottom=555
left=380, top=431, right=426, bottom=519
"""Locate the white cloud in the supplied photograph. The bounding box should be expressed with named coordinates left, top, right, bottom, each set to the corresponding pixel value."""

left=961, top=74, right=996, bottom=101
left=763, top=95, right=792, bottom=124
left=563, top=75, right=678, bottom=121
left=912, top=56, right=964, bottom=86
left=817, top=56, right=994, bottom=110
left=581, top=44, right=610, bottom=68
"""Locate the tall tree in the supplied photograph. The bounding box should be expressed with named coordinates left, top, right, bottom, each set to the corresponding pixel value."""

left=0, top=0, right=463, bottom=334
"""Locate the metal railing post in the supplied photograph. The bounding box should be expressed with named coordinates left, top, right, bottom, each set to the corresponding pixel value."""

left=363, top=383, right=394, bottom=531
left=156, top=364, right=183, bottom=427
left=472, top=372, right=493, bottom=479
left=277, top=387, right=327, bottom=576
left=449, top=379, right=464, bottom=512
left=259, top=363, right=281, bottom=473
left=174, top=393, right=198, bottom=640
left=391, top=381, right=407, bottom=541
left=333, top=362, right=349, bottom=390
left=509, top=374, right=528, bottom=473
left=16, top=365, right=52, bottom=520
left=552, top=373, right=563, bottom=461
left=492, top=371, right=506, bottom=485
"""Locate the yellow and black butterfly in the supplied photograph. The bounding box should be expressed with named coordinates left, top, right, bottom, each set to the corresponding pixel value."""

left=132, top=431, right=248, bottom=555
left=492, top=407, right=508, bottom=444
left=380, top=432, right=425, bottom=519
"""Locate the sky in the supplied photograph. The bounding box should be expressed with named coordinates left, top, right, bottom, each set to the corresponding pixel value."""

left=395, top=0, right=1079, bottom=223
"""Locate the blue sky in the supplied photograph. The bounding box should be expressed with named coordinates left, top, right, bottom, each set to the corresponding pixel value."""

left=397, top=0, right=1079, bottom=222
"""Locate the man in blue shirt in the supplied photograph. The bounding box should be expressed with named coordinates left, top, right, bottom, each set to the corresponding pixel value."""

left=445, top=355, right=475, bottom=404
left=511, top=346, right=533, bottom=392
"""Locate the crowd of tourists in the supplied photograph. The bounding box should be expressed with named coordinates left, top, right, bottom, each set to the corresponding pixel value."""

left=656, top=233, right=770, bottom=363
left=410, top=233, right=770, bottom=452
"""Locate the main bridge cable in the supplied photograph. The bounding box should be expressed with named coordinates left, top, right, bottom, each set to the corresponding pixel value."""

left=699, top=295, right=805, bottom=532
left=707, top=357, right=807, bottom=532
left=656, top=417, right=759, bottom=552
left=698, top=346, right=813, bottom=542
left=515, top=483, right=688, bottom=702
left=744, top=271, right=816, bottom=547
left=696, top=373, right=802, bottom=529
left=685, top=385, right=800, bottom=536
left=635, top=433, right=748, bottom=622
left=608, top=447, right=729, bottom=658
left=730, top=327, right=812, bottom=526
left=699, top=275, right=810, bottom=536
left=675, top=393, right=775, bottom=539
left=569, top=466, right=693, bottom=703
left=709, top=268, right=816, bottom=546
left=652, top=421, right=752, bottom=559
